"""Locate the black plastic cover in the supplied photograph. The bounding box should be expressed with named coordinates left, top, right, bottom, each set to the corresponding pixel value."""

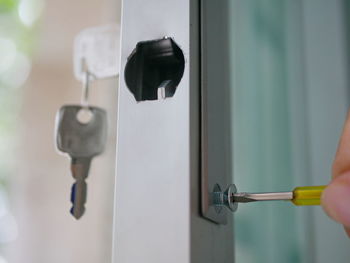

left=124, top=38, right=185, bottom=101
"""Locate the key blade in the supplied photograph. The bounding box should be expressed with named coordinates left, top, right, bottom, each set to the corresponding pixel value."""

left=70, top=181, right=87, bottom=219
left=71, top=157, right=91, bottom=180
left=70, top=157, right=91, bottom=219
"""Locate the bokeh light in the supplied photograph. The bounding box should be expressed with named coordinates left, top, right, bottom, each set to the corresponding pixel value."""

left=18, top=0, right=44, bottom=27
left=0, top=256, right=8, bottom=263
left=0, top=38, right=17, bottom=74
left=1, top=51, right=31, bottom=88
left=0, top=0, right=38, bottom=256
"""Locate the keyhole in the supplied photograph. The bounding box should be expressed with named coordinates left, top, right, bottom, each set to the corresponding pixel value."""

left=124, top=37, right=185, bottom=102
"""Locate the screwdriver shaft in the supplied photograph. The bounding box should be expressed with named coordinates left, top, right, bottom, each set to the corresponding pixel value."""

left=218, top=184, right=326, bottom=212
left=233, top=192, right=293, bottom=203
left=232, top=185, right=326, bottom=206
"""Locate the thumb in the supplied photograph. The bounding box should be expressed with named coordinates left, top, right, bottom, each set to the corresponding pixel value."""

left=322, top=110, right=350, bottom=237
left=322, top=172, right=350, bottom=232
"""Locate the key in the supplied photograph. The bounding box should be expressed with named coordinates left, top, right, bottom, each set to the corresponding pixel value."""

left=56, top=105, right=107, bottom=219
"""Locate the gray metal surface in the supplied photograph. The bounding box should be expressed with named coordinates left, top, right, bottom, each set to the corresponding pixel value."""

left=113, top=0, right=234, bottom=262
left=201, top=0, right=233, bottom=224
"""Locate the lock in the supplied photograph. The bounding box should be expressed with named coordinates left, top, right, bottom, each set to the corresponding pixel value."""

left=124, top=37, right=185, bottom=102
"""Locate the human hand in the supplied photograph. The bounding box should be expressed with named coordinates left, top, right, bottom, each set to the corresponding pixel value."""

left=322, top=112, right=350, bottom=237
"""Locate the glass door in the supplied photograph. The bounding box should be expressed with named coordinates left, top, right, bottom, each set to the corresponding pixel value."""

left=202, top=0, right=350, bottom=262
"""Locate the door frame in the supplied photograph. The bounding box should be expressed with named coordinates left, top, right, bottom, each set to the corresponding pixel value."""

left=112, top=0, right=234, bottom=263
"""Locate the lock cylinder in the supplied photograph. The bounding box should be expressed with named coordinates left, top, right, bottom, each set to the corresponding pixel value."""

left=124, top=37, right=185, bottom=101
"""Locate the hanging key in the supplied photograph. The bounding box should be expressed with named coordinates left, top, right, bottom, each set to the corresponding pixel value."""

left=56, top=105, right=107, bottom=219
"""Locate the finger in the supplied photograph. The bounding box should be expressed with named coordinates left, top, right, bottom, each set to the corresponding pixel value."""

left=332, top=111, right=350, bottom=178
left=343, top=226, right=350, bottom=238
left=322, top=111, right=350, bottom=229
left=321, top=172, right=350, bottom=228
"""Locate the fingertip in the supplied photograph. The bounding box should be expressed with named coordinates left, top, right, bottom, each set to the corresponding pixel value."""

left=321, top=173, right=350, bottom=228
left=343, top=226, right=350, bottom=239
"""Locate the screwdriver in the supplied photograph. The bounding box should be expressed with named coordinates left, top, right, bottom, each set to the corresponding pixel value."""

left=232, top=185, right=326, bottom=206
left=216, top=184, right=327, bottom=212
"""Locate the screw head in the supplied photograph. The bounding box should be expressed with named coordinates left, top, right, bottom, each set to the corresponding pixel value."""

left=224, top=184, right=238, bottom=212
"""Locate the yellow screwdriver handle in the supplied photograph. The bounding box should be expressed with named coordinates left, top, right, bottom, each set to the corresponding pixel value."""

left=291, top=185, right=327, bottom=206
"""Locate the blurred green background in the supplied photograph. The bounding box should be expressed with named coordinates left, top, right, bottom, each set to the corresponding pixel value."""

left=0, top=0, right=40, bottom=261
left=0, top=0, right=38, bottom=183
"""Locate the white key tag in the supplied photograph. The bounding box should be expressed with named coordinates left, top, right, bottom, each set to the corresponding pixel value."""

left=74, top=24, right=120, bottom=82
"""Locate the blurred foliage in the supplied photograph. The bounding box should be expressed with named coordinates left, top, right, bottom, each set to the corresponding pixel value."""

left=0, top=0, right=18, bottom=13
left=0, top=0, right=39, bottom=183
left=0, top=1, right=40, bottom=256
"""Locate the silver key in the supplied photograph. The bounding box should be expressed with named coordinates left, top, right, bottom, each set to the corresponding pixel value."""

left=56, top=105, right=107, bottom=219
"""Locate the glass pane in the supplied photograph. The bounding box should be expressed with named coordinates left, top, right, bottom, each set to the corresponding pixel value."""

left=226, top=0, right=350, bottom=262
left=231, top=1, right=300, bottom=262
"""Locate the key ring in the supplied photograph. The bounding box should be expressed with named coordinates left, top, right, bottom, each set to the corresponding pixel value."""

left=77, top=59, right=95, bottom=124
left=81, top=70, right=91, bottom=108
left=81, top=58, right=95, bottom=108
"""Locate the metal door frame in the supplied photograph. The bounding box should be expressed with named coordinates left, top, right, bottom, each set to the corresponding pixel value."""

left=112, top=0, right=234, bottom=263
